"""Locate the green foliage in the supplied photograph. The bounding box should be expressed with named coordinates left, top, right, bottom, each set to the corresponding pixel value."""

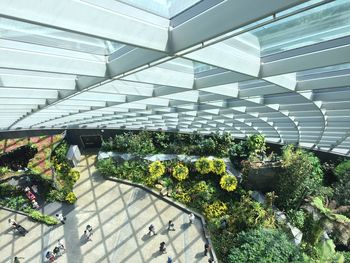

left=0, top=183, right=21, bottom=196
left=172, top=163, right=189, bottom=181
left=65, top=192, right=77, bottom=204
left=203, top=200, right=228, bottom=220
left=287, top=209, right=307, bottom=229
left=246, top=134, right=266, bottom=155
left=220, top=174, right=238, bottom=192
left=228, top=228, right=304, bottom=263
left=29, top=210, right=59, bottom=225
left=195, top=157, right=213, bottom=174
left=333, top=160, right=350, bottom=207
left=0, top=195, right=29, bottom=210
left=334, top=160, right=350, bottom=181
left=148, top=161, right=165, bottom=179
left=228, top=195, right=275, bottom=233
left=46, top=189, right=66, bottom=202
left=96, top=158, right=116, bottom=177
left=190, top=180, right=216, bottom=206
left=0, top=166, right=11, bottom=175
left=54, top=142, right=69, bottom=164
left=212, top=159, right=226, bottom=175
left=275, top=145, right=324, bottom=210
left=172, top=184, right=192, bottom=204
left=311, top=240, right=345, bottom=263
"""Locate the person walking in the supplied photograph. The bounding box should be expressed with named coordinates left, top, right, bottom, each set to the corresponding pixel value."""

left=53, top=246, right=61, bottom=258
left=148, top=224, right=157, bottom=236
left=167, top=220, right=175, bottom=231
left=55, top=213, right=66, bottom=224
left=85, top=224, right=93, bottom=241
left=204, top=242, right=211, bottom=256
left=57, top=239, right=66, bottom=253
left=189, top=213, right=195, bottom=225
left=167, top=256, right=173, bottom=263
left=45, top=251, right=55, bottom=262
left=159, top=241, right=167, bottom=254
left=208, top=258, right=215, bottom=263
left=13, top=256, right=24, bottom=263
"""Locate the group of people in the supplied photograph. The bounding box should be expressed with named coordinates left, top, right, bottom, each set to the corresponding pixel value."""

left=45, top=239, right=66, bottom=262
left=24, top=185, right=40, bottom=209
left=147, top=213, right=216, bottom=262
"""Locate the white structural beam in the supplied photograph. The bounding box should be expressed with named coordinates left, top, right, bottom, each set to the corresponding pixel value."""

left=170, top=0, right=305, bottom=53
left=0, top=0, right=168, bottom=51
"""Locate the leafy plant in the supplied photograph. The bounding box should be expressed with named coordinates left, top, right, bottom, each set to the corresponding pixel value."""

left=0, top=166, right=11, bottom=175
left=228, top=228, right=304, bottom=263
left=334, top=160, right=350, bottom=181
left=29, top=210, right=59, bottom=225
left=46, top=189, right=66, bottom=202
left=65, top=192, right=77, bottom=204
left=246, top=134, right=266, bottom=155
left=220, top=174, right=238, bottom=192
left=212, top=159, right=226, bottom=175
left=195, top=158, right=213, bottom=175
left=148, top=161, right=165, bottom=179
left=172, top=163, right=189, bottom=181
left=204, top=200, right=228, bottom=220
left=275, top=145, right=324, bottom=210
left=96, top=158, right=116, bottom=177
left=287, top=209, right=307, bottom=229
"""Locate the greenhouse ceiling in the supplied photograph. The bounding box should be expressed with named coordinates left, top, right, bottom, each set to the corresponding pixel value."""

left=0, top=0, right=350, bottom=156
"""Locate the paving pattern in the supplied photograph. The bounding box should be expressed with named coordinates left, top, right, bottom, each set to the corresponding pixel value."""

left=0, top=155, right=208, bottom=263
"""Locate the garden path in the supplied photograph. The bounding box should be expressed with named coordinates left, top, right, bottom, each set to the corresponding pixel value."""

left=0, top=154, right=208, bottom=263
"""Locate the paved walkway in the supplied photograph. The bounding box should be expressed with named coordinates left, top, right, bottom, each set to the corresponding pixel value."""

left=0, top=155, right=208, bottom=263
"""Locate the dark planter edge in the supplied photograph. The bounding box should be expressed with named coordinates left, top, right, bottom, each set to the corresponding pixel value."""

left=106, top=176, right=218, bottom=262
left=0, top=205, right=28, bottom=217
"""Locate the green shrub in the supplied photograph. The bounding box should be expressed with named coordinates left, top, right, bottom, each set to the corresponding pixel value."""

left=220, top=174, right=238, bottom=192
left=0, top=166, right=11, bottom=175
left=246, top=134, right=266, bottom=155
left=195, top=157, right=213, bottom=175
left=287, top=209, right=307, bottom=229
left=275, top=145, right=324, bottom=210
left=203, top=200, right=228, bottom=220
left=0, top=183, right=20, bottom=196
left=228, top=195, right=275, bottom=233
left=172, top=163, right=189, bottom=181
left=228, top=228, right=304, bottom=263
left=29, top=210, right=59, bottom=225
left=334, top=160, right=350, bottom=181
left=212, top=159, right=226, bottom=175
left=46, top=189, right=66, bottom=202
left=148, top=161, right=165, bottom=179
left=96, top=158, right=116, bottom=177
left=65, top=192, right=77, bottom=204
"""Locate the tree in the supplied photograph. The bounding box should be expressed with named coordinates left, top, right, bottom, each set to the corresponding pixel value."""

left=275, top=145, right=324, bottom=210
left=228, top=228, right=303, bottom=263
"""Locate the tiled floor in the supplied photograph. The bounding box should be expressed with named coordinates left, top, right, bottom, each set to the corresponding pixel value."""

left=0, top=155, right=208, bottom=263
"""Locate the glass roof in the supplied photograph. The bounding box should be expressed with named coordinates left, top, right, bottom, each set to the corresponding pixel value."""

left=252, top=0, right=350, bottom=56
left=0, top=0, right=349, bottom=156
left=117, top=0, right=202, bottom=18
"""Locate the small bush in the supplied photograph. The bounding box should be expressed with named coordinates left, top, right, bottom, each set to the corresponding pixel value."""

left=172, top=163, right=189, bottom=181
left=0, top=166, right=11, bottom=175
left=334, top=160, right=350, bottom=181
left=172, top=191, right=191, bottom=204
left=195, top=158, right=213, bottom=175
left=148, top=161, right=165, bottom=179
left=204, top=200, right=228, bottom=220
left=220, top=174, right=238, bottom=192
left=96, top=158, right=116, bottom=177
left=65, top=192, right=77, bottom=204
left=212, top=159, right=226, bottom=175
left=29, top=210, right=59, bottom=225
left=46, top=189, right=66, bottom=202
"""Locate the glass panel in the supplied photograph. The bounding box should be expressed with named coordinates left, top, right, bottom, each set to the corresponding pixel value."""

left=248, top=0, right=350, bottom=56
left=0, top=17, right=124, bottom=55
left=118, top=0, right=201, bottom=18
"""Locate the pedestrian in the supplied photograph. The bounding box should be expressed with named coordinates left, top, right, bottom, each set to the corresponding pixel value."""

left=45, top=251, right=55, bottom=262
left=204, top=242, right=211, bottom=256
left=55, top=213, right=66, bottom=224
left=57, top=239, right=66, bottom=252
left=32, top=200, right=40, bottom=209
left=148, top=224, right=157, bottom=236
left=53, top=246, right=61, bottom=257
left=167, top=256, right=173, bottom=263
left=189, top=213, right=195, bottom=224
left=168, top=220, right=175, bottom=231
left=85, top=224, right=93, bottom=241
left=208, top=258, right=215, bottom=263
left=159, top=241, right=167, bottom=254
left=9, top=219, right=18, bottom=229
left=13, top=256, right=24, bottom=263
